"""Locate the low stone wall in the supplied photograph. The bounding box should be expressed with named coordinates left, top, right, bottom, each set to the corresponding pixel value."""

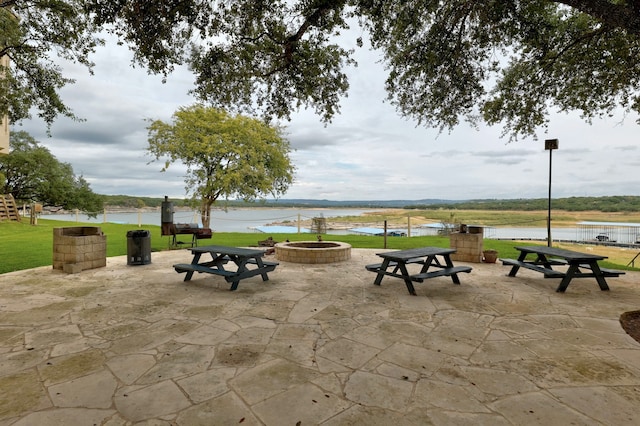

left=53, top=227, right=107, bottom=273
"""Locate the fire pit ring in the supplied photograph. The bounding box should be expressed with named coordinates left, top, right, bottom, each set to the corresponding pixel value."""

left=275, top=241, right=351, bottom=264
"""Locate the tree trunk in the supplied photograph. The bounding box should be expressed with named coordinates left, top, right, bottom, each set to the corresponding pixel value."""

left=200, top=200, right=213, bottom=228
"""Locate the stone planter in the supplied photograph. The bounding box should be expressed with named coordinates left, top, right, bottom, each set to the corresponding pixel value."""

left=450, top=231, right=483, bottom=263
left=53, top=227, right=107, bottom=273
left=482, top=249, right=499, bottom=263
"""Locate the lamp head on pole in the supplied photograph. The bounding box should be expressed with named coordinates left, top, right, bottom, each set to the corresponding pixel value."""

left=545, top=138, right=559, bottom=150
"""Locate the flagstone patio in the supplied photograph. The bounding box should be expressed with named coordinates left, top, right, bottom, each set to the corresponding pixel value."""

left=1, top=248, right=639, bottom=425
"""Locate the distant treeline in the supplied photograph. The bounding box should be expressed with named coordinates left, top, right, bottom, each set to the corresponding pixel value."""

left=101, top=196, right=424, bottom=209
left=102, top=195, right=190, bottom=209
left=406, top=196, right=640, bottom=212
left=102, top=195, right=640, bottom=212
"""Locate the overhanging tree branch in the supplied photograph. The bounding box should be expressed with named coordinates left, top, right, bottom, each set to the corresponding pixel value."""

left=4, top=1, right=640, bottom=140
left=557, top=0, right=640, bottom=34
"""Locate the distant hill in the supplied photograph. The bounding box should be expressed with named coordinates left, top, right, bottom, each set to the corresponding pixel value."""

left=265, top=196, right=640, bottom=212
left=259, top=199, right=463, bottom=208
left=102, top=195, right=640, bottom=212
left=404, top=196, right=640, bottom=212
left=101, top=195, right=462, bottom=209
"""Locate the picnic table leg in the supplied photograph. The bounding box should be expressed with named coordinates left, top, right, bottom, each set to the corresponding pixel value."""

left=397, top=263, right=417, bottom=296
left=227, top=256, right=247, bottom=291
left=418, top=255, right=436, bottom=274
left=374, top=259, right=391, bottom=286
left=508, top=251, right=528, bottom=276
left=556, top=263, right=579, bottom=292
left=588, top=262, right=610, bottom=291
left=183, top=252, right=203, bottom=282
left=253, top=258, right=271, bottom=282
left=536, top=254, right=553, bottom=268
left=443, top=255, right=462, bottom=285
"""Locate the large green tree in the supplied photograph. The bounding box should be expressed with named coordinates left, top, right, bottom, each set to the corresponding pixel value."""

left=0, top=131, right=104, bottom=213
left=147, top=105, right=295, bottom=228
left=3, top=1, right=640, bottom=139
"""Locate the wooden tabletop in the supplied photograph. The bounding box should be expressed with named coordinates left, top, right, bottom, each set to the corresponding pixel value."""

left=515, top=246, right=607, bottom=261
left=376, top=247, right=456, bottom=261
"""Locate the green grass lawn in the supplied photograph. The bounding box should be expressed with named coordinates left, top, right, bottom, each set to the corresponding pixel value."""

left=0, top=219, right=631, bottom=274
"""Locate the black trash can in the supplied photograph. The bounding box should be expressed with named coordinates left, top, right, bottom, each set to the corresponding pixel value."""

left=127, top=229, right=151, bottom=265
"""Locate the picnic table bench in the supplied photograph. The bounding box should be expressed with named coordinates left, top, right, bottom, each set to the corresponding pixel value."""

left=174, top=245, right=278, bottom=291
left=366, top=247, right=472, bottom=295
left=501, top=245, right=624, bottom=292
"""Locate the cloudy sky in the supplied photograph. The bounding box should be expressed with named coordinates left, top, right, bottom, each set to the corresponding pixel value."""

left=17, top=33, right=640, bottom=202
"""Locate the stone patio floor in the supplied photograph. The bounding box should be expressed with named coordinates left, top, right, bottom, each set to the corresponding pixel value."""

left=1, top=248, right=640, bottom=425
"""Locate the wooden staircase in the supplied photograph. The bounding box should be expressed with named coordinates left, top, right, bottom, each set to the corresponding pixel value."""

left=0, top=194, right=21, bottom=221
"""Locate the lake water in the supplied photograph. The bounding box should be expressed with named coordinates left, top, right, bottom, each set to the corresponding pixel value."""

left=41, top=208, right=380, bottom=233
left=40, top=208, right=603, bottom=242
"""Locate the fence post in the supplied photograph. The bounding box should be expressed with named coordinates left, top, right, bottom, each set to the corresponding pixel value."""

left=384, top=220, right=388, bottom=249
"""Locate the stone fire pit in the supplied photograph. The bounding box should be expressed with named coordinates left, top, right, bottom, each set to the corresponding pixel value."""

left=275, top=241, right=351, bottom=264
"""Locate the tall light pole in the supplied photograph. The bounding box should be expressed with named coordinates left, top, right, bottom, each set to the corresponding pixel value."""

left=545, top=139, right=559, bottom=247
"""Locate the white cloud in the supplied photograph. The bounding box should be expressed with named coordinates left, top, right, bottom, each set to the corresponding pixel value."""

left=14, top=32, right=640, bottom=201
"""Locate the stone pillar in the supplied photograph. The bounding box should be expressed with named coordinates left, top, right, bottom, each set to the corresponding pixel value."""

left=449, top=226, right=483, bottom=263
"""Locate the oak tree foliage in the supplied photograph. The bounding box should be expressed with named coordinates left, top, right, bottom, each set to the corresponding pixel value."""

left=3, top=1, right=640, bottom=139
left=0, top=1, right=101, bottom=126
left=0, top=131, right=104, bottom=214
left=146, top=105, right=295, bottom=228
